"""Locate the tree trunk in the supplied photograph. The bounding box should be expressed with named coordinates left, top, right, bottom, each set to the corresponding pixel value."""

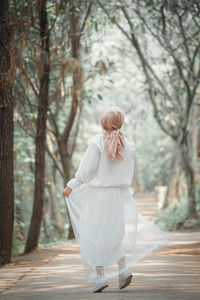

left=49, top=167, right=64, bottom=236
left=164, top=101, right=199, bottom=214
left=64, top=2, right=83, bottom=240
left=181, top=102, right=200, bottom=218
left=42, top=204, right=51, bottom=240
left=164, top=143, right=183, bottom=207
left=43, top=192, right=51, bottom=240
left=186, top=168, right=196, bottom=218
left=24, top=0, right=50, bottom=254
left=15, top=203, right=26, bottom=243
left=180, top=143, right=197, bottom=218
left=0, top=0, right=14, bottom=266
left=189, top=101, right=200, bottom=190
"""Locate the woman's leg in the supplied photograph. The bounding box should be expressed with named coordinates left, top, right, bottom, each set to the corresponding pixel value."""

left=118, top=256, right=126, bottom=272
left=91, top=266, right=108, bottom=292
left=118, top=256, right=133, bottom=289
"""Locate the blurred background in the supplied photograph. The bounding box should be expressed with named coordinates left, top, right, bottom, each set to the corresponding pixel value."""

left=0, top=0, right=199, bottom=262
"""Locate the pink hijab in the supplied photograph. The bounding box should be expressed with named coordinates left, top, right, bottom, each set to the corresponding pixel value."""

left=100, top=106, right=125, bottom=161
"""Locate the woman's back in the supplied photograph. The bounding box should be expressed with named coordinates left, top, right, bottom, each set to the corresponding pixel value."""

left=88, top=133, right=136, bottom=188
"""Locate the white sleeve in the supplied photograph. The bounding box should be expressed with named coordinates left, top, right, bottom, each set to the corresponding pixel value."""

left=66, top=143, right=101, bottom=190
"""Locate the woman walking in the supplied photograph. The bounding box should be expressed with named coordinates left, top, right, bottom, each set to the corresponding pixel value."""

left=63, top=106, right=172, bottom=293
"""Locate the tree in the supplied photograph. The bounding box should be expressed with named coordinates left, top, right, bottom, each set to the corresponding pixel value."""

left=24, top=0, right=50, bottom=254
left=46, top=0, right=93, bottom=238
left=97, top=0, right=200, bottom=218
left=0, top=0, right=14, bottom=265
left=12, top=0, right=93, bottom=242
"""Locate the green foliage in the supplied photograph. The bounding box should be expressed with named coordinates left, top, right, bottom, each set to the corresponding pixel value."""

left=155, top=196, right=189, bottom=231
left=12, top=238, right=25, bottom=257
left=39, top=223, right=69, bottom=247
left=11, top=0, right=200, bottom=254
left=73, top=20, right=174, bottom=191
left=155, top=189, right=200, bottom=231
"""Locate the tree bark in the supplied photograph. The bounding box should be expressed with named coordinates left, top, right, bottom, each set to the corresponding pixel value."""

left=48, top=167, right=64, bottom=236
left=0, top=0, right=14, bottom=266
left=57, top=1, right=83, bottom=181
left=180, top=103, right=200, bottom=218
left=15, top=203, right=26, bottom=243
left=165, top=127, right=197, bottom=217
left=63, top=2, right=83, bottom=239
left=186, top=168, right=196, bottom=218
left=43, top=190, right=51, bottom=240
left=179, top=142, right=197, bottom=218
left=164, top=143, right=183, bottom=207
left=24, top=0, right=50, bottom=254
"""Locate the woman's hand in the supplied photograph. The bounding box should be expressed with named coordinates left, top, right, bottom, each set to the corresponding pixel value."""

left=62, top=186, right=72, bottom=198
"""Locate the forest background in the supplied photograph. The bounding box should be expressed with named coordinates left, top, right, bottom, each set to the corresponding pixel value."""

left=0, top=0, right=199, bottom=266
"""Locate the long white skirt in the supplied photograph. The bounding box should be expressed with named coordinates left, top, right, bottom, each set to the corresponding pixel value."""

left=65, top=184, right=172, bottom=283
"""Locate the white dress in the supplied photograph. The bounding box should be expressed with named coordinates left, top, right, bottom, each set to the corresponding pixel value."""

left=65, top=132, right=172, bottom=283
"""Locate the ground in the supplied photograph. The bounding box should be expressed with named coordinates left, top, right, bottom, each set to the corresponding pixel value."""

left=0, top=194, right=200, bottom=300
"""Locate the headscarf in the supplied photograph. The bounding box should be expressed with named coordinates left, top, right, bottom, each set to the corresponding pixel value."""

left=100, top=106, right=125, bottom=161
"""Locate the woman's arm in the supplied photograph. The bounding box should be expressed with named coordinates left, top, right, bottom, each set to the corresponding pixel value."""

left=63, top=143, right=101, bottom=197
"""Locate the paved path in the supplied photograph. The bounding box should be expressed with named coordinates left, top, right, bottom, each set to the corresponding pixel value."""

left=0, top=195, right=200, bottom=300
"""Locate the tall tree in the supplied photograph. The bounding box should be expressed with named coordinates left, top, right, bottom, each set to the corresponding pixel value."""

left=13, top=0, right=92, bottom=241
left=97, top=0, right=200, bottom=218
left=46, top=0, right=92, bottom=238
left=0, top=0, right=14, bottom=265
left=24, top=0, right=50, bottom=254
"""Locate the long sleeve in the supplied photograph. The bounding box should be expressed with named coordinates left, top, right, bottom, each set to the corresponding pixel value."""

left=66, top=143, right=101, bottom=190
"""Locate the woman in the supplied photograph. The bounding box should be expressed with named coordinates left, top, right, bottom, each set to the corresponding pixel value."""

left=63, top=106, right=172, bottom=293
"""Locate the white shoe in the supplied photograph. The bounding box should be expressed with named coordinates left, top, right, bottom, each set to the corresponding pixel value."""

left=119, top=268, right=133, bottom=289
left=90, top=275, right=109, bottom=293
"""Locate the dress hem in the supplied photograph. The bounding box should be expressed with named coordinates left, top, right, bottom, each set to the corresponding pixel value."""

left=85, top=235, right=172, bottom=283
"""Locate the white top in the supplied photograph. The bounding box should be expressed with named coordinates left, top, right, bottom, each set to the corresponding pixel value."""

left=66, top=132, right=136, bottom=190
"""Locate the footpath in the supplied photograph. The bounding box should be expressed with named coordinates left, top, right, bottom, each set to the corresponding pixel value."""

left=0, top=194, right=199, bottom=300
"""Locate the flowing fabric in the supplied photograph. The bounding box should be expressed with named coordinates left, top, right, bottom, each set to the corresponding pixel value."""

left=100, top=106, right=125, bottom=161
left=65, top=133, right=172, bottom=284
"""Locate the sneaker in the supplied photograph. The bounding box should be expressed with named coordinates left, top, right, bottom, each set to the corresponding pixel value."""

left=90, top=275, right=109, bottom=293
left=119, top=268, right=133, bottom=289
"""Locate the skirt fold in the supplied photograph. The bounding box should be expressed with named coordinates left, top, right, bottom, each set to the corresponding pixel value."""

left=65, top=184, right=172, bottom=283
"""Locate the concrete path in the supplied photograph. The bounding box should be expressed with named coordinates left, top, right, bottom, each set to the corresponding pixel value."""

left=0, top=195, right=200, bottom=300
